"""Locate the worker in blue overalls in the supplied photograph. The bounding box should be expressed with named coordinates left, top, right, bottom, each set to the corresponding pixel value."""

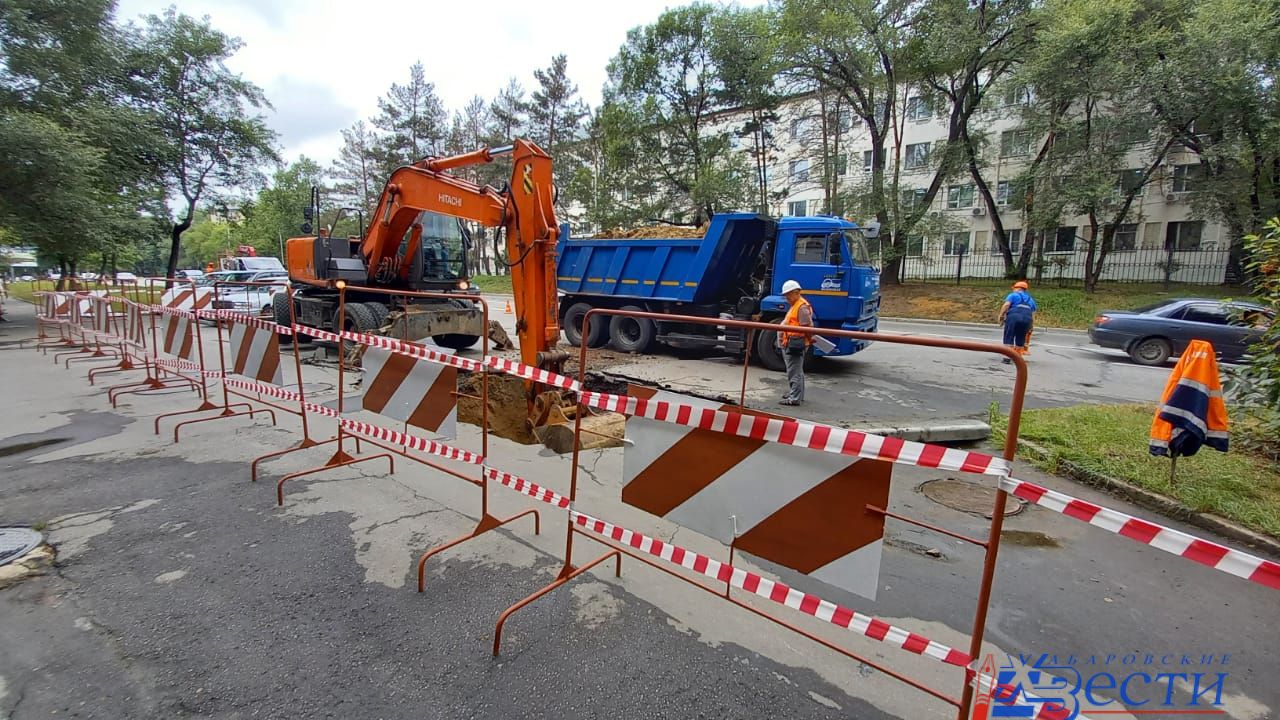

left=998, top=280, right=1037, bottom=363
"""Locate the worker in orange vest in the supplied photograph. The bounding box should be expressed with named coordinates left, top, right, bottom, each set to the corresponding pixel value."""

left=778, top=279, right=814, bottom=406
left=998, top=280, right=1037, bottom=363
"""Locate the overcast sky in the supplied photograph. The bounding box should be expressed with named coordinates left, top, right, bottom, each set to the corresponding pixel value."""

left=115, top=0, right=746, bottom=167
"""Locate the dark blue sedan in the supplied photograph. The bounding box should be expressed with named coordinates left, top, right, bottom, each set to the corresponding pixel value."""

left=1088, top=298, right=1273, bottom=366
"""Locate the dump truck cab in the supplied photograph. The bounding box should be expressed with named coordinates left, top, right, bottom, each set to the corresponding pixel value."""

left=759, top=215, right=880, bottom=357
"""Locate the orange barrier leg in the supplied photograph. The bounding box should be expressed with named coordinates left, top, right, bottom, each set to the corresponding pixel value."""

left=417, top=509, right=541, bottom=593
left=492, top=549, right=622, bottom=656
left=153, top=399, right=241, bottom=435
left=172, top=405, right=276, bottom=443
left=250, top=436, right=336, bottom=482
left=275, top=450, right=395, bottom=506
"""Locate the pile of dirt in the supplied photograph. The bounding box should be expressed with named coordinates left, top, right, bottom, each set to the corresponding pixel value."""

left=592, top=222, right=709, bottom=240
left=458, top=372, right=536, bottom=445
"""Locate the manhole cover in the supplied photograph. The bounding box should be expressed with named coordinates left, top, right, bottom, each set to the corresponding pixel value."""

left=0, top=527, right=43, bottom=566
left=918, top=478, right=1025, bottom=517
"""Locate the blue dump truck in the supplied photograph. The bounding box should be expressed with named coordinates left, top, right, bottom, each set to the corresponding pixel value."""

left=555, top=213, right=881, bottom=371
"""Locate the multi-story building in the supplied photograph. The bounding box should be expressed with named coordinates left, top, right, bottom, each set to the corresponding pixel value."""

left=730, top=90, right=1232, bottom=285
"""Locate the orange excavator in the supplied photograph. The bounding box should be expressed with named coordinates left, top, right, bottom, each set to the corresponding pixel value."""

left=280, top=139, right=569, bottom=383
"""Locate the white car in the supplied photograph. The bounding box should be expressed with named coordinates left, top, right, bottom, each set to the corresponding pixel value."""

left=19, top=274, right=35, bottom=282
left=114, top=272, right=138, bottom=284
left=210, top=271, right=290, bottom=315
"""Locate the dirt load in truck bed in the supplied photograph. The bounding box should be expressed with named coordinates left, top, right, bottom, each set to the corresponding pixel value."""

left=591, top=222, right=709, bottom=240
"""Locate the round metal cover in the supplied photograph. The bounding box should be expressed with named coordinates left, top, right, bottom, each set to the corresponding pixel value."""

left=0, top=527, right=43, bottom=566
left=918, top=478, right=1025, bottom=517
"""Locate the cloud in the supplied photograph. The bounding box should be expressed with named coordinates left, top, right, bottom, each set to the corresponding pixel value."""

left=263, top=77, right=358, bottom=158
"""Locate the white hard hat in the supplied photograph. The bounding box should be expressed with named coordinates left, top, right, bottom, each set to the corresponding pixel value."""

left=781, top=280, right=802, bottom=294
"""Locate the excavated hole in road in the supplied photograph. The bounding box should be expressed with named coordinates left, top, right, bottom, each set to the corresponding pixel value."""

left=918, top=477, right=1026, bottom=517
left=458, top=372, right=630, bottom=447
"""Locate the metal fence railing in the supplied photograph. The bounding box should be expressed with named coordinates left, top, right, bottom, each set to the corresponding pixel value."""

left=876, top=246, right=1234, bottom=286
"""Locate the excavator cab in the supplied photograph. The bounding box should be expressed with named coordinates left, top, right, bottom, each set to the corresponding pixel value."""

left=405, top=211, right=471, bottom=289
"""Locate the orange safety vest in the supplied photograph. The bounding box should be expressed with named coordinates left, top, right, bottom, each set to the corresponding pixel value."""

left=781, top=296, right=815, bottom=345
left=1149, top=339, right=1230, bottom=457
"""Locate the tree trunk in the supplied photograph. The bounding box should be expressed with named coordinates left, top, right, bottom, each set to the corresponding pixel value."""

left=167, top=201, right=196, bottom=286
left=1083, top=216, right=1101, bottom=294
left=56, top=258, right=68, bottom=291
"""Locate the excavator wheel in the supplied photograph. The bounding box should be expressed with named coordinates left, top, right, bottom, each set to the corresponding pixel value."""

left=362, top=302, right=390, bottom=329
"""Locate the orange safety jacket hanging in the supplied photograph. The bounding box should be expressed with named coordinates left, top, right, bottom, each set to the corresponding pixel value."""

left=781, top=297, right=815, bottom=345
left=1149, top=339, right=1230, bottom=457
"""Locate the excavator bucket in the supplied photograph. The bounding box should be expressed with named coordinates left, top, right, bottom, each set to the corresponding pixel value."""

left=530, top=390, right=625, bottom=454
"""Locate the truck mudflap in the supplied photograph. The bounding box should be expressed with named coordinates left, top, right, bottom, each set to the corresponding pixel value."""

left=815, top=319, right=877, bottom=357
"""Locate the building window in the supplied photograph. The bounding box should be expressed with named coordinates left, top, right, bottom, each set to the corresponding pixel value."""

left=1166, top=221, right=1203, bottom=251
left=1172, top=164, right=1201, bottom=193
left=905, top=235, right=925, bottom=257
left=1000, top=130, right=1032, bottom=157
left=863, top=150, right=874, bottom=172
left=994, top=180, right=1026, bottom=208
left=1052, top=227, right=1077, bottom=253
left=1114, top=122, right=1150, bottom=146
left=789, top=159, right=810, bottom=183
left=787, top=199, right=808, bottom=217
left=1109, top=223, right=1138, bottom=252
left=790, top=116, right=811, bottom=139
left=942, top=231, right=970, bottom=256
left=835, top=154, right=848, bottom=176
left=1004, top=86, right=1034, bottom=107
left=793, top=234, right=827, bottom=263
left=906, top=95, right=932, bottom=121
left=992, top=228, right=1022, bottom=254
left=905, top=142, right=931, bottom=169
left=901, top=188, right=928, bottom=212
left=1117, top=169, right=1146, bottom=196
left=947, top=184, right=976, bottom=209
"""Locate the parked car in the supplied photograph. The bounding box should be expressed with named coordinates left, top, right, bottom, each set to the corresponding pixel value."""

left=210, top=271, right=289, bottom=315
left=114, top=272, right=138, bottom=284
left=19, top=274, right=35, bottom=282
left=1089, top=298, right=1274, bottom=366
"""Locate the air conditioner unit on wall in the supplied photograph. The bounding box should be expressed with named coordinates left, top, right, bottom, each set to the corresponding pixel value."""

left=971, top=207, right=985, bottom=216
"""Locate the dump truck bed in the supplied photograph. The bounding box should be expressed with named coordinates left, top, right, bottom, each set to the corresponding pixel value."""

left=556, top=214, right=775, bottom=304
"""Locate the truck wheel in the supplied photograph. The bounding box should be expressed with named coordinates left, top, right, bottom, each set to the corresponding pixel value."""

left=753, top=320, right=786, bottom=372
left=563, top=302, right=608, bottom=348
left=608, top=307, right=655, bottom=353
left=432, top=334, right=480, bottom=350
left=272, top=292, right=295, bottom=343
left=363, top=302, right=390, bottom=329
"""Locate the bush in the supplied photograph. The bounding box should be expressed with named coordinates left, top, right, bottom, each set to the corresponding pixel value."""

left=1227, top=218, right=1280, bottom=461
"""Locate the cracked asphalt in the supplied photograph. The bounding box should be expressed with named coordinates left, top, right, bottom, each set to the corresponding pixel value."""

left=1, top=301, right=1276, bottom=720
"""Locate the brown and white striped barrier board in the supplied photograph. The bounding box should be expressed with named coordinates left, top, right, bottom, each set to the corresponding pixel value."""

left=122, top=301, right=147, bottom=348
left=229, top=320, right=283, bottom=386
left=159, top=286, right=213, bottom=312
left=89, top=296, right=116, bottom=336
left=622, top=386, right=892, bottom=601
left=158, top=311, right=196, bottom=360
left=358, top=344, right=458, bottom=440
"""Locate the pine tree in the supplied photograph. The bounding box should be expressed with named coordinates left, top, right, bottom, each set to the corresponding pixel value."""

left=330, top=120, right=379, bottom=218
left=528, top=54, right=587, bottom=152
left=372, top=61, right=447, bottom=170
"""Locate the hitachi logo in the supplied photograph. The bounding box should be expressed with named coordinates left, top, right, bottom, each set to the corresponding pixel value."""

left=438, top=193, right=463, bottom=207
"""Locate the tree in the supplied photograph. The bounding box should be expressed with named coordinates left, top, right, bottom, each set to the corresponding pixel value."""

left=241, top=157, right=327, bottom=256
left=528, top=55, right=588, bottom=210
left=710, top=6, right=784, bottom=214
left=1146, top=0, right=1280, bottom=283
left=0, top=0, right=166, bottom=284
left=607, top=4, right=748, bottom=223
left=372, top=61, right=447, bottom=170
left=133, top=9, right=277, bottom=282
left=330, top=120, right=379, bottom=219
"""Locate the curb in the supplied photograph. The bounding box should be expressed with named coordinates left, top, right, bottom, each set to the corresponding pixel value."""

left=1018, top=438, right=1280, bottom=558
left=858, top=422, right=990, bottom=443
left=880, top=316, right=1088, bottom=335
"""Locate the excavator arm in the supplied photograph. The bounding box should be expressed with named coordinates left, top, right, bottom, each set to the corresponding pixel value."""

left=358, top=139, right=564, bottom=374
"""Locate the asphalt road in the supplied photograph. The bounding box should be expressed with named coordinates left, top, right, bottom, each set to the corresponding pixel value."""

left=486, top=298, right=1173, bottom=427
left=1, top=301, right=1276, bottom=720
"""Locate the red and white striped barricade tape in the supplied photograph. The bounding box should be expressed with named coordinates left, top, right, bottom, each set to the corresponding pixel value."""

left=567, top=508, right=973, bottom=668
left=338, top=417, right=483, bottom=466
left=482, top=355, right=581, bottom=391
left=580, top=389, right=1008, bottom=477
left=483, top=466, right=571, bottom=509
left=307, top=327, right=484, bottom=373
left=621, top=386, right=892, bottom=601
left=970, top=668, right=1084, bottom=720
left=224, top=377, right=304, bottom=404
left=1000, top=476, right=1280, bottom=591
